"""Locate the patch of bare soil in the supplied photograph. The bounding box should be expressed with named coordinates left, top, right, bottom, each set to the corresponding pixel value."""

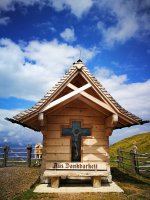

left=0, top=167, right=41, bottom=200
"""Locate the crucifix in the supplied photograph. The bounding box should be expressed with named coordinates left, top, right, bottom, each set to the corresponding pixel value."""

left=62, top=121, right=90, bottom=162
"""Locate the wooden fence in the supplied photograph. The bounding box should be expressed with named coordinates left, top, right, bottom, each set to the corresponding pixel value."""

left=0, top=145, right=149, bottom=176
left=110, top=148, right=150, bottom=176
left=0, top=145, right=42, bottom=167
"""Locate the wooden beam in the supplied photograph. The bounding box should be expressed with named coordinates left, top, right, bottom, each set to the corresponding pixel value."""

left=44, top=95, right=79, bottom=116
left=42, top=83, right=91, bottom=112
left=105, top=114, right=118, bottom=128
left=105, top=114, right=118, bottom=136
left=105, top=128, right=113, bottom=137
left=67, top=83, right=116, bottom=114
left=44, top=170, right=108, bottom=177
left=38, top=112, right=45, bottom=126
left=78, top=95, right=110, bottom=116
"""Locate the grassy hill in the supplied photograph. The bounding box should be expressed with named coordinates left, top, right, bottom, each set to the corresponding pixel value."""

left=110, top=132, right=150, bottom=156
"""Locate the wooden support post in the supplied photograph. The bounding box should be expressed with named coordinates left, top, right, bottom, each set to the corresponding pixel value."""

left=27, top=144, right=32, bottom=167
left=135, top=152, right=139, bottom=174
left=130, top=150, right=138, bottom=173
left=92, top=176, right=101, bottom=188
left=3, top=146, right=9, bottom=167
left=51, top=177, right=60, bottom=188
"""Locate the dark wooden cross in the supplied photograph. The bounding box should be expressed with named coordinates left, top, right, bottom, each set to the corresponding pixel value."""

left=62, top=121, right=90, bottom=162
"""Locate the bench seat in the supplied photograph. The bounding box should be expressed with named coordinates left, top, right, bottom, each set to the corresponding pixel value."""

left=43, top=170, right=108, bottom=188
left=44, top=170, right=108, bottom=177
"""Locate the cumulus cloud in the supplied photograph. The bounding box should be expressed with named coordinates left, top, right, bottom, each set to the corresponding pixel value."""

left=0, top=39, right=149, bottom=145
left=94, top=66, right=150, bottom=120
left=0, top=0, right=94, bottom=18
left=0, top=109, right=42, bottom=145
left=60, top=28, right=76, bottom=42
left=49, top=0, right=93, bottom=18
left=0, top=37, right=96, bottom=146
left=94, top=66, right=150, bottom=144
left=0, top=38, right=96, bottom=101
left=96, top=0, right=150, bottom=47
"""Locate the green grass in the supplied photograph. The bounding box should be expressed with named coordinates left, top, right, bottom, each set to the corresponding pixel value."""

left=13, top=167, right=150, bottom=200
left=109, top=132, right=150, bottom=176
left=7, top=132, right=150, bottom=200
left=112, top=167, right=150, bottom=200
left=110, top=132, right=150, bottom=156
left=13, top=187, right=58, bottom=200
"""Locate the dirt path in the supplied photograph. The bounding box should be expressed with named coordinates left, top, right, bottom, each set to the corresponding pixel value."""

left=0, top=167, right=41, bottom=200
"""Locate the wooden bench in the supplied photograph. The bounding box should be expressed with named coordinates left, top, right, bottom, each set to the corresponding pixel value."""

left=43, top=162, right=108, bottom=188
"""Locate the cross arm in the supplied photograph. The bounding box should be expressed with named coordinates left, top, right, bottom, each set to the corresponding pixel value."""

left=42, top=83, right=91, bottom=112
left=62, top=128, right=73, bottom=136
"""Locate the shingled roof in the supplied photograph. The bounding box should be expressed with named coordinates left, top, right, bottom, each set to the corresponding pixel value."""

left=7, top=59, right=149, bottom=131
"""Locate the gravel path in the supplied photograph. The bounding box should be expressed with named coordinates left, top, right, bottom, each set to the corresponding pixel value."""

left=0, top=167, right=41, bottom=200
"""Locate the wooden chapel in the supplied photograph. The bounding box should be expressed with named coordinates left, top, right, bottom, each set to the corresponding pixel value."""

left=7, top=59, right=145, bottom=188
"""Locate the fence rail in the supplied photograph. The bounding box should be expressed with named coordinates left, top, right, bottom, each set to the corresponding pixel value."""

left=0, top=145, right=42, bottom=167
left=1, top=144, right=149, bottom=176
left=110, top=148, right=150, bottom=176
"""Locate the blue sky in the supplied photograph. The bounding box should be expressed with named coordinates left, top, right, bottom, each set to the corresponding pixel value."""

left=0, top=0, right=150, bottom=146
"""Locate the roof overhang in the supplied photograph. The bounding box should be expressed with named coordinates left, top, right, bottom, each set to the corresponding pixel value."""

left=6, top=59, right=149, bottom=131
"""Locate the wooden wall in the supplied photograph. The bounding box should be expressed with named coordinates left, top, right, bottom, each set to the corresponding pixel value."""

left=43, top=99, right=109, bottom=163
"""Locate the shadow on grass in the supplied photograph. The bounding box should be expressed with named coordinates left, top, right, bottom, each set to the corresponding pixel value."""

left=111, top=167, right=150, bottom=185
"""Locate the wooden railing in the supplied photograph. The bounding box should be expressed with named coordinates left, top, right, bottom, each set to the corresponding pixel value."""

left=0, top=145, right=42, bottom=167
left=110, top=148, right=150, bottom=176
left=0, top=145, right=149, bottom=176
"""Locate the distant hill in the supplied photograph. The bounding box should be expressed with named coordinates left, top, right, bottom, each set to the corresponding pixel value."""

left=110, top=132, right=150, bottom=156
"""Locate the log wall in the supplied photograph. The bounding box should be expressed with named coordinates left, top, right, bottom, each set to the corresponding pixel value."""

left=43, top=100, right=109, bottom=163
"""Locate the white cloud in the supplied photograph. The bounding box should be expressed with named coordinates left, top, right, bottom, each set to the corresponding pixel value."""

left=0, top=109, right=42, bottom=145
left=0, top=0, right=94, bottom=18
left=50, top=0, right=93, bottom=18
left=60, top=28, right=76, bottom=42
left=94, top=66, right=150, bottom=120
left=0, top=0, right=40, bottom=11
left=0, top=0, right=14, bottom=11
left=94, top=66, right=150, bottom=144
left=96, top=0, right=150, bottom=47
left=0, top=16, right=10, bottom=25
left=0, top=38, right=96, bottom=101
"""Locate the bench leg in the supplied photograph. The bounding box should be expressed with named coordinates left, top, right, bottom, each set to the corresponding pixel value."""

left=92, top=176, right=101, bottom=188
left=51, top=177, right=60, bottom=188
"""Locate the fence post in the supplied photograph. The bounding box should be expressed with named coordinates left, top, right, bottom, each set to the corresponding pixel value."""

left=131, top=143, right=139, bottom=174
left=130, top=150, right=138, bottom=173
left=27, top=144, right=32, bottom=167
left=3, top=146, right=9, bottom=167
left=135, top=152, right=139, bottom=174
left=117, top=148, right=122, bottom=167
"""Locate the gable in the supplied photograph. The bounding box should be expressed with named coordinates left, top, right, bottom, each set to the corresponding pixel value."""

left=7, top=59, right=145, bottom=131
